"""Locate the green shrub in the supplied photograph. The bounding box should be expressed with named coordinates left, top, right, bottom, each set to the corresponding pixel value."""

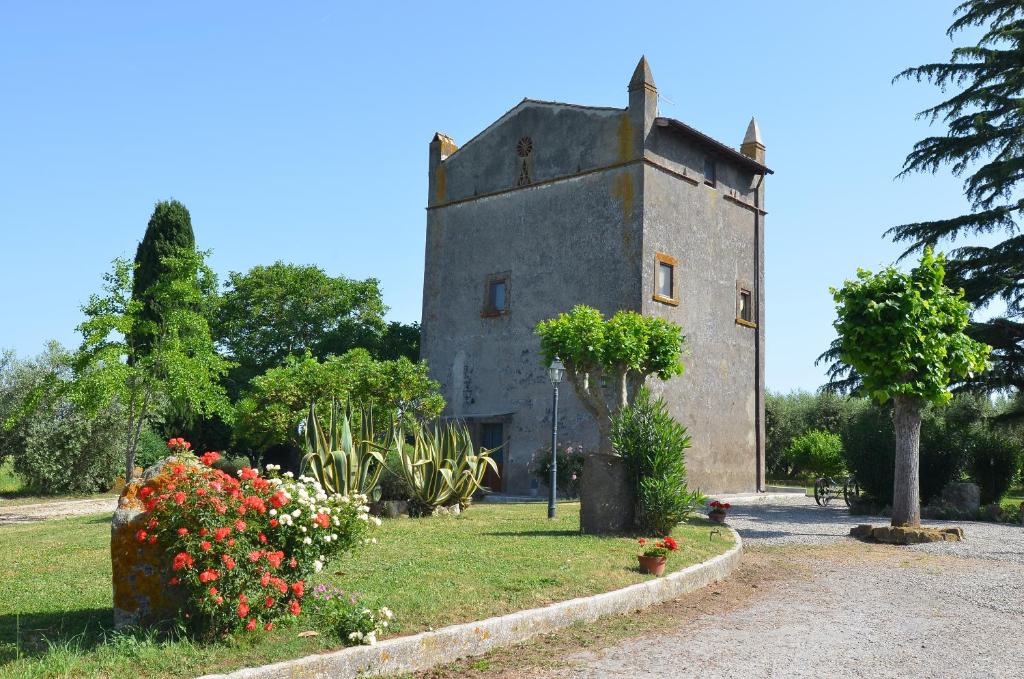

left=968, top=427, right=1022, bottom=504
left=787, top=430, right=844, bottom=478
left=843, top=400, right=967, bottom=506
left=134, top=427, right=168, bottom=469
left=610, top=388, right=703, bottom=535
left=531, top=443, right=586, bottom=498
left=14, top=399, right=124, bottom=494
left=378, top=444, right=412, bottom=502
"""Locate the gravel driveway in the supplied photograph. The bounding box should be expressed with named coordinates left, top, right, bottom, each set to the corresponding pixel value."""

left=0, top=496, right=117, bottom=526
left=526, top=494, right=1024, bottom=679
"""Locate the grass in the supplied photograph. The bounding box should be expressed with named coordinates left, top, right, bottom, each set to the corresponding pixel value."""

left=999, top=487, right=1023, bottom=512
left=0, top=502, right=733, bottom=678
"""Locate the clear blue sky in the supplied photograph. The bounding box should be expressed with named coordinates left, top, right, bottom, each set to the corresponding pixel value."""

left=0, top=1, right=982, bottom=392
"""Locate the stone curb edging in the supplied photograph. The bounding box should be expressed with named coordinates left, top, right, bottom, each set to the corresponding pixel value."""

left=199, top=528, right=742, bottom=679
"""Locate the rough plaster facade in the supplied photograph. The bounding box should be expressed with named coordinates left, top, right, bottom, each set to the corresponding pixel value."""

left=420, top=57, right=770, bottom=495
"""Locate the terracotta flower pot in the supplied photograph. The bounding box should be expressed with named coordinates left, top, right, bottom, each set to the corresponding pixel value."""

left=708, top=511, right=727, bottom=523
left=637, top=554, right=667, bottom=576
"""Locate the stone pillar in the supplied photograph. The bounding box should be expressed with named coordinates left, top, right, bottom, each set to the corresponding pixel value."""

left=580, top=454, right=634, bottom=534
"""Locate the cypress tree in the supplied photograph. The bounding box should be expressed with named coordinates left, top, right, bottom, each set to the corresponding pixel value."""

left=131, top=200, right=196, bottom=354
left=888, top=0, right=1024, bottom=400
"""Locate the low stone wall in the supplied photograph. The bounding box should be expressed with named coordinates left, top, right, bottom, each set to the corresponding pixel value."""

left=199, top=528, right=742, bottom=679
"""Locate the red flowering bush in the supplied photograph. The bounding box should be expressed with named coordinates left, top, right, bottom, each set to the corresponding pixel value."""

left=708, top=500, right=731, bottom=515
left=137, top=445, right=375, bottom=636
left=637, top=536, right=680, bottom=559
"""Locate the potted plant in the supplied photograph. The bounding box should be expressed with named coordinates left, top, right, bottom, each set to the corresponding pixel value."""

left=708, top=499, right=731, bottom=523
left=636, top=536, right=679, bottom=576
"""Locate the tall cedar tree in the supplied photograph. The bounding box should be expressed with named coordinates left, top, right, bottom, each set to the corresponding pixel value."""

left=131, top=200, right=196, bottom=356
left=822, top=1, right=1024, bottom=402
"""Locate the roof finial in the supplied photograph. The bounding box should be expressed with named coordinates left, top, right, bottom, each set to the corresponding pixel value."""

left=743, top=117, right=762, bottom=146
left=629, top=55, right=655, bottom=91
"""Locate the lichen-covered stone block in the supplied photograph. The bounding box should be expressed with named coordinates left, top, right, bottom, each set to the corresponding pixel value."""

left=580, top=454, right=634, bottom=534
left=111, top=459, right=185, bottom=630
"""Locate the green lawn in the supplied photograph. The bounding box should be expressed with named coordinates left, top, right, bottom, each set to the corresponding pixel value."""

left=0, top=502, right=732, bottom=678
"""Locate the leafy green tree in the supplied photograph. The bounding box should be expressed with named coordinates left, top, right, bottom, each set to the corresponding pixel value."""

left=131, top=200, right=197, bottom=356
left=535, top=305, right=685, bottom=452
left=885, top=1, right=1024, bottom=403
left=233, top=349, right=444, bottom=451
left=831, top=249, right=990, bottom=526
left=73, top=252, right=234, bottom=479
left=214, top=262, right=388, bottom=390
left=787, top=430, right=845, bottom=479
left=375, top=321, right=421, bottom=362
left=0, top=343, right=72, bottom=468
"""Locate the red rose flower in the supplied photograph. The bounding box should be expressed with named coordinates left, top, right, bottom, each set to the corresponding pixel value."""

left=264, top=622, right=274, bottom=631
left=199, top=451, right=221, bottom=466
left=177, top=527, right=189, bottom=536
left=135, top=529, right=148, bottom=542
left=169, top=576, right=179, bottom=585
left=291, top=581, right=304, bottom=598
left=270, top=491, right=287, bottom=509
left=259, top=532, right=268, bottom=544
left=214, top=527, right=231, bottom=541
left=235, top=519, right=247, bottom=532
left=198, top=569, right=219, bottom=583
left=245, top=618, right=257, bottom=631
left=173, top=491, right=186, bottom=505
left=148, top=535, right=158, bottom=545
left=200, top=541, right=212, bottom=552
left=266, top=551, right=284, bottom=569
left=199, top=527, right=209, bottom=537
left=237, top=603, right=250, bottom=618
left=314, top=513, right=330, bottom=529
left=139, top=486, right=153, bottom=500
left=222, top=555, right=236, bottom=571
left=260, top=572, right=271, bottom=587
left=289, top=601, right=301, bottom=616
left=264, top=596, right=275, bottom=609
left=172, top=552, right=194, bottom=571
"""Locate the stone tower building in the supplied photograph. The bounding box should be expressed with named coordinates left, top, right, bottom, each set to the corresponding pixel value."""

left=420, top=57, right=771, bottom=495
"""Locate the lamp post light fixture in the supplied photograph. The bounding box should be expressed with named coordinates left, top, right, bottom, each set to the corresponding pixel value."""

left=547, top=357, right=565, bottom=520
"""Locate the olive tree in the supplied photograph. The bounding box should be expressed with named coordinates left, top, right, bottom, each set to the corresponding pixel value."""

left=535, top=305, right=684, bottom=452
left=831, top=249, right=989, bottom=526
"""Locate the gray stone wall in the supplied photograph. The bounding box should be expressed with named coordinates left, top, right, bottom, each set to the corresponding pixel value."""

left=421, top=162, right=644, bottom=494
left=641, top=158, right=761, bottom=493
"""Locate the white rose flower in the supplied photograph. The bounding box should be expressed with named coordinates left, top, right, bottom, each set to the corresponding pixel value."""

left=291, top=509, right=302, bottom=518
left=302, top=537, right=312, bottom=545
left=269, top=509, right=277, bottom=517
left=314, top=560, right=323, bottom=572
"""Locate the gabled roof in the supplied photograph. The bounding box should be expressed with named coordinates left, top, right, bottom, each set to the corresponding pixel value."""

left=655, top=117, right=773, bottom=175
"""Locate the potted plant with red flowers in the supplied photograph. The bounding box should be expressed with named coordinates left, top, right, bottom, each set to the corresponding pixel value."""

left=708, top=500, right=730, bottom=523
left=636, top=536, right=679, bottom=576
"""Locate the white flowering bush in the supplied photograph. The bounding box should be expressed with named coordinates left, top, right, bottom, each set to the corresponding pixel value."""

left=308, top=584, right=394, bottom=646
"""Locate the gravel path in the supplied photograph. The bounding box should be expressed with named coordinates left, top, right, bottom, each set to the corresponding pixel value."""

left=0, top=496, right=117, bottom=526
left=529, top=494, right=1024, bottom=679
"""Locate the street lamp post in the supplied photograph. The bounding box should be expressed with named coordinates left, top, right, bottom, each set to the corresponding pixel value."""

left=547, top=357, right=564, bottom=520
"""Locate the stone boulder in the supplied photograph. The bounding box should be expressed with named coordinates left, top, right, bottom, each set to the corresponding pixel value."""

left=111, top=458, right=187, bottom=630
left=940, top=482, right=980, bottom=515
left=580, top=454, right=634, bottom=534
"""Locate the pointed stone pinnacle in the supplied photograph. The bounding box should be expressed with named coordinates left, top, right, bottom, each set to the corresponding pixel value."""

left=743, top=117, right=763, bottom=146
left=629, top=56, right=655, bottom=90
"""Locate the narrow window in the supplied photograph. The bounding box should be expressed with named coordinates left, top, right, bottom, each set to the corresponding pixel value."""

left=704, top=157, right=716, bottom=187
left=483, top=272, right=510, bottom=317
left=653, top=252, right=678, bottom=306
left=736, top=284, right=755, bottom=327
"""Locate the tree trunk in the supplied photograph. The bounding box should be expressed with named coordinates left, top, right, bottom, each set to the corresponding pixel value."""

left=891, top=394, right=923, bottom=527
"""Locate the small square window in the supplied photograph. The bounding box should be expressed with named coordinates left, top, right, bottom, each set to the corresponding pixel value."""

left=653, top=252, right=678, bottom=306
left=704, top=157, right=716, bottom=187
left=736, top=284, right=755, bottom=327
left=483, top=272, right=510, bottom=317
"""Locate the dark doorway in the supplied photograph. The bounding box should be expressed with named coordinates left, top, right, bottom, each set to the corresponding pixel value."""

left=480, top=422, right=504, bottom=492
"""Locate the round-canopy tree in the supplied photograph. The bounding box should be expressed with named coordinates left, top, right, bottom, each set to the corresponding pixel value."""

left=831, top=249, right=990, bottom=526
left=535, top=305, right=685, bottom=453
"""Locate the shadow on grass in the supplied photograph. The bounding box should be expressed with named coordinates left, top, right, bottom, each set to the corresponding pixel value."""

left=0, top=608, right=113, bottom=661
left=483, top=529, right=581, bottom=537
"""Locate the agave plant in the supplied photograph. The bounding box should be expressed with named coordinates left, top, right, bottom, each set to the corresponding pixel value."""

left=399, top=420, right=499, bottom=514
left=299, top=400, right=387, bottom=499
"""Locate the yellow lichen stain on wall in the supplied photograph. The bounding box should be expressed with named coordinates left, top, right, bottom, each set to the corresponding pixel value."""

left=434, top=164, right=446, bottom=204
left=617, top=114, right=634, bottom=162
left=612, top=171, right=635, bottom=224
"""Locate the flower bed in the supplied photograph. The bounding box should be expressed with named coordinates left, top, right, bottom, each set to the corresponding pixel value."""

left=115, top=443, right=377, bottom=636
